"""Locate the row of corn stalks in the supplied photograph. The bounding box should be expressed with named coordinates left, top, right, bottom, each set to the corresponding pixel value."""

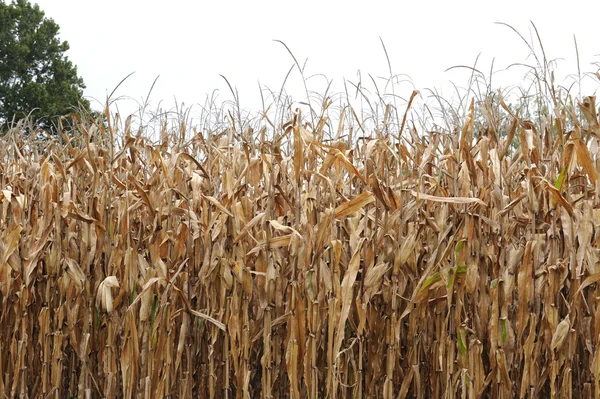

left=1, top=90, right=600, bottom=398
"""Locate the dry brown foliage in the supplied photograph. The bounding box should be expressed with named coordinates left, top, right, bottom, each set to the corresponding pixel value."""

left=1, top=93, right=600, bottom=398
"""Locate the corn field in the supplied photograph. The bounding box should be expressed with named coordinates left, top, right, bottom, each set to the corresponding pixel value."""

left=1, top=86, right=600, bottom=398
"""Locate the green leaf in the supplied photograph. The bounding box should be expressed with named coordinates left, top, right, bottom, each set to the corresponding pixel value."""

left=150, top=295, right=159, bottom=326
left=555, top=164, right=568, bottom=191
left=420, top=265, right=468, bottom=294
left=447, top=265, right=467, bottom=289
left=454, top=239, right=466, bottom=258
left=94, top=305, right=101, bottom=329
left=419, top=272, right=441, bottom=294
left=457, top=329, right=467, bottom=356
left=552, top=164, right=569, bottom=207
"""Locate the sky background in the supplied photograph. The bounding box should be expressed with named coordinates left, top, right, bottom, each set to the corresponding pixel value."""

left=31, top=0, right=600, bottom=124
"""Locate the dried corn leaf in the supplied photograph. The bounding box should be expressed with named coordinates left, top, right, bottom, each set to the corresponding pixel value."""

left=410, top=190, right=486, bottom=206
left=551, top=316, right=571, bottom=351
left=334, top=191, right=374, bottom=218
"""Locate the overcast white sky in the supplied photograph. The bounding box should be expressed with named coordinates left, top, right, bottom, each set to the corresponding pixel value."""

left=32, top=0, right=600, bottom=124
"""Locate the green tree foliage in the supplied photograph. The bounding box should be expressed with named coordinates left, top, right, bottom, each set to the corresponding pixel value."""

left=0, top=0, right=90, bottom=131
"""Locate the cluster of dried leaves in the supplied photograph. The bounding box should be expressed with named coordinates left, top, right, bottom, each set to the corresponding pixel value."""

left=1, top=92, right=600, bottom=398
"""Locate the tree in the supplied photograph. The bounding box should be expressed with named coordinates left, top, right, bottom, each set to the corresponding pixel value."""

left=0, top=0, right=91, bottom=131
